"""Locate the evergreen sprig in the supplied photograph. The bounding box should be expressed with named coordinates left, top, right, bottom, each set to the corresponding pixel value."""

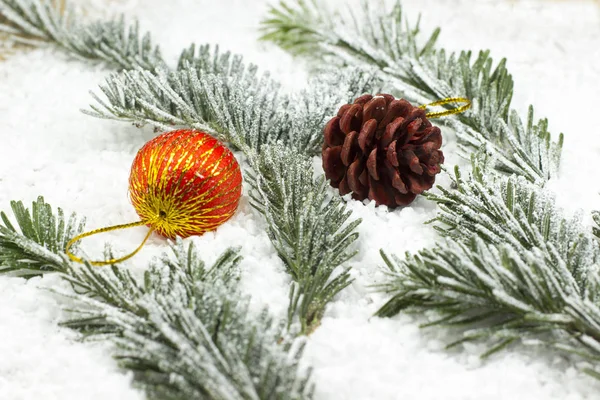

left=375, top=237, right=600, bottom=369
left=0, top=196, right=84, bottom=276
left=247, top=146, right=360, bottom=334
left=86, top=58, right=278, bottom=151
left=425, top=155, right=598, bottom=288
left=260, top=0, right=564, bottom=184
left=261, top=0, right=439, bottom=69
left=0, top=0, right=61, bottom=59
left=87, top=45, right=376, bottom=155
left=0, top=0, right=164, bottom=70
left=0, top=197, right=314, bottom=399
left=62, top=245, right=313, bottom=400
left=375, top=157, right=600, bottom=373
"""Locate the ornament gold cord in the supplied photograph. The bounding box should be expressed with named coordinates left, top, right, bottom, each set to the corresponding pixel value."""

left=419, top=97, right=471, bottom=119
left=65, top=220, right=154, bottom=266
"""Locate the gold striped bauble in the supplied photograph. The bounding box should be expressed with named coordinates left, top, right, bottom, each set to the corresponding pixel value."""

left=129, top=129, right=243, bottom=238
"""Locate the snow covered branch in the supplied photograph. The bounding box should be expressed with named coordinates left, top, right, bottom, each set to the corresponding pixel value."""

left=62, top=242, right=314, bottom=400
left=0, top=197, right=314, bottom=399
left=260, top=0, right=563, bottom=183
left=426, top=155, right=598, bottom=280
left=374, top=156, right=600, bottom=374
left=0, top=196, right=84, bottom=276
left=0, top=0, right=164, bottom=70
left=247, top=146, right=360, bottom=334
left=375, top=236, right=600, bottom=373
left=87, top=45, right=377, bottom=156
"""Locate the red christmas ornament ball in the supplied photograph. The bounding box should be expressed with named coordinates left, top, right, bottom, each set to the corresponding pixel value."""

left=129, top=130, right=243, bottom=238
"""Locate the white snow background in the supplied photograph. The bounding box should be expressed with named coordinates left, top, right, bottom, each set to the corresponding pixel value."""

left=1, top=0, right=600, bottom=399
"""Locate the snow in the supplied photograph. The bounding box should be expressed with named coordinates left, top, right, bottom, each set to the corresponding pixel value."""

left=1, top=0, right=600, bottom=399
left=0, top=275, right=144, bottom=400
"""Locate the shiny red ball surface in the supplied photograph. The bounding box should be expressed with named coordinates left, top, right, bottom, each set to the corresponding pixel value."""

left=129, top=130, right=243, bottom=238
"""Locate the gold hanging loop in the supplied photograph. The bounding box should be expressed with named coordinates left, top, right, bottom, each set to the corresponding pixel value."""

left=65, top=220, right=154, bottom=266
left=419, top=97, right=472, bottom=119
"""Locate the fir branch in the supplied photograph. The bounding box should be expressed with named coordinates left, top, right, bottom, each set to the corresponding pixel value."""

left=375, top=158, right=600, bottom=371
left=0, top=0, right=49, bottom=59
left=86, top=57, right=281, bottom=152
left=260, top=0, right=564, bottom=183
left=246, top=146, right=359, bottom=334
left=0, top=197, right=314, bottom=399
left=86, top=45, right=377, bottom=155
left=425, top=155, right=598, bottom=289
left=0, top=196, right=84, bottom=277
left=62, top=243, right=314, bottom=400
left=0, top=0, right=164, bottom=70
left=375, top=237, right=600, bottom=370
left=261, top=0, right=439, bottom=69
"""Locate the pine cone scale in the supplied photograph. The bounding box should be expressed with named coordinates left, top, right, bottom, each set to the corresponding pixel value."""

left=347, top=159, right=366, bottom=196
left=367, top=148, right=379, bottom=180
left=381, top=122, right=396, bottom=148
left=322, top=94, right=445, bottom=208
left=385, top=161, right=407, bottom=194
left=358, top=119, right=377, bottom=151
left=403, top=149, right=423, bottom=174
left=420, top=129, right=442, bottom=150
left=339, top=178, right=350, bottom=195
left=324, top=117, right=344, bottom=147
left=340, top=104, right=362, bottom=133
left=407, top=118, right=423, bottom=137
left=323, top=146, right=345, bottom=182
left=368, top=178, right=387, bottom=204
left=341, top=131, right=358, bottom=166
left=337, top=104, right=351, bottom=117
left=378, top=100, right=407, bottom=128
left=354, top=94, right=376, bottom=105
left=386, top=141, right=399, bottom=167
left=363, top=96, right=387, bottom=122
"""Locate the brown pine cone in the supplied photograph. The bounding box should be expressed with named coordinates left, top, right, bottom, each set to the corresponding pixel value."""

left=322, top=94, right=444, bottom=208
